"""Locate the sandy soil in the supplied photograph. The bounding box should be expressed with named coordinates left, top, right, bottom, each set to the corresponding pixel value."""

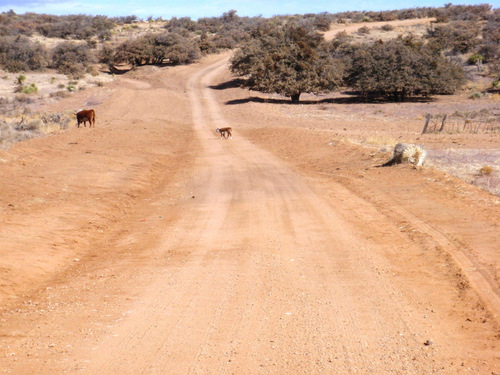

left=0, top=47, right=499, bottom=374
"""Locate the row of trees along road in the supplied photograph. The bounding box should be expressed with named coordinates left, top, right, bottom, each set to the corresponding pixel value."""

left=230, top=21, right=465, bottom=103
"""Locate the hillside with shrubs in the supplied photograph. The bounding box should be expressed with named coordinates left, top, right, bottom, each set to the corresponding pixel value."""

left=0, top=4, right=498, bottom=148
left=0, top=5, right=498, bottom=92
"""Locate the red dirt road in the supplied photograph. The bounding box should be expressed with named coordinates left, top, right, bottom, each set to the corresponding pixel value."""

left=0, top=53, right=498, bottom=374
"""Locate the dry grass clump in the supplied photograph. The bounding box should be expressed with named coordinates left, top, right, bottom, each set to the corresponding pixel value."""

left=474, top=165, right=499, bottom=195
left=473, top=175, right=499, bottom=196
left=0, top=111, right=72, bottom=149
left=479, top=165, right=493, bottom=176
left=0, top=118, right=41, bottom=148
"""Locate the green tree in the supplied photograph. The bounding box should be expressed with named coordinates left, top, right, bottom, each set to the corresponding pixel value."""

left=346, top=38, right=465, bottom=101
left=230, top=21, right=343, bottom=103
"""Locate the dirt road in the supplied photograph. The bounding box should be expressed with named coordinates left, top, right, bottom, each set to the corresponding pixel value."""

left=0, top=53, right=498, bottom=373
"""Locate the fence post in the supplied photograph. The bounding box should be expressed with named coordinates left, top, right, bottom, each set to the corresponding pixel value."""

left=422, top=114, right=431, bottom=134
left=438, top=114, right=447, bottom=132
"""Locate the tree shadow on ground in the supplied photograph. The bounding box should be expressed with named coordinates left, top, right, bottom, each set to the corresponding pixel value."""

left=209, top=78, right=247, bottom=90
left=213, top=79, right=436, bottom=105
left=225, top=95, right=436, bottom=106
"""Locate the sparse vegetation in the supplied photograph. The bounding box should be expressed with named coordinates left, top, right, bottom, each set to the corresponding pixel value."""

left=0, top=4, right=498, bottom=204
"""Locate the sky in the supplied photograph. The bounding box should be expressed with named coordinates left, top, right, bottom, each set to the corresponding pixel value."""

left=0, top=0, right=498, bottom=20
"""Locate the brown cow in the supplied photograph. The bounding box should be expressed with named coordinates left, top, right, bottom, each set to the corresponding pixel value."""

left=75, top=109, right=96, bottom=127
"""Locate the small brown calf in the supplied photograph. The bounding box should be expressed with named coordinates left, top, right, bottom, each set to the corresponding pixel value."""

left=216, top=127, right=232, bottom=139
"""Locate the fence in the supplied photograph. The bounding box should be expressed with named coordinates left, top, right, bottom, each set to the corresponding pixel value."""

left=422, top=114, right=500, bottom=134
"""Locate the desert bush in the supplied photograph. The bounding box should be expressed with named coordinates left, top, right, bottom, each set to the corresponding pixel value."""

left=357, top=26, right=371, bottom=35
left=16, top=118, right=42, bottom=131
left=346, top=37, right=465, bottom=101
left=467, top=53, right=484, bottom=65
left=0, top=110, right=72, bottom=149
left=473, top=173, right=500, bottom=196
left=57, top=61, right=86, bottom=79
left=197, top=33, right=218, bottom=54
left=49, top=90, right=70, bottom=99
left=51, top=41, right=95, bottom=78
left=112, top=15, right=138, bottom=24
left=151, top=32, right=200, bottom=64
left=311, top=13, right=333, bottom=32
left=165, top=17, right=198, bottom=32
left=197, top=10, right=262, bottom=50
left=111, top=37, right=154, bottom=66
left=381, top=24, right=395, bottom=31
left=16, top=74, right=26, bottom=85
left=441, top=3, right=492, bottom=21
left=0, top=96, right=32, bottom=113
left=36, top=14, right=115, bottom=40
left=0, top=117, right=41, bottom=149
left=109, top=31, right=200, bottom=67
left=480, top=165, right=494, bottom=176
left=41, top=112, right=71, bottom=129
left=477, top=11, right=500, bottom=67
left=231, top=21, right=344, bottom=103
left=0, top=35, right=49, bottom=72
left=20, top=83, right=38, bottom=95
left=426, top=21, right=481, bottom=54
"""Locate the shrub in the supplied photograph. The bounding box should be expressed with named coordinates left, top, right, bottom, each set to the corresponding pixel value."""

left=426, top=21, right=481, bottom=54
left=49, top=90, right=70, bottom=99
left=480, top=166, right=494, bottom=176
left=16, top=118, right=42, bottom=131
left=311, top=13, right=333, bottom=32
left=346, top=38, right=465, bottom=101
left=16, top=74, right=26, bottom=85
left=0, top=117, right=41, bottom=149
left=41, top=112, right=71, bottom=129
left=36, top=14, right=115, bottom=40
left=358, top=26, right=371, bottom=34
left=165, top=17, right=198, bottom=32
left=0, top=35, right=49, bottom=72
left=467, top=53, right=484, bottom=65
left=109, top=31, right=201, bottom=67
left=231, top=21, right=344, bottom=103
left=21, top=83, right=38, bottom=94
left=51, top=41, right=95, bottom=78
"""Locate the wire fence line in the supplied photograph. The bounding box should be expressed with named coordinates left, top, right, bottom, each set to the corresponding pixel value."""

left=422, top=113, right=500, bottom=134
